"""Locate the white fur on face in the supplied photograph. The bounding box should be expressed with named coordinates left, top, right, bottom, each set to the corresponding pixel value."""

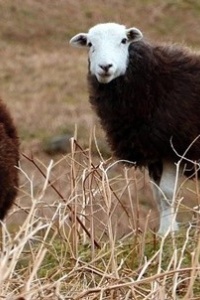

left=88, top=23, right=130, bottom=83
left=70, top=23, right=143, bottom=84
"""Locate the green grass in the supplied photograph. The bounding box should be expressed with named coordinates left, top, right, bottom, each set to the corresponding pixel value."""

left=4, top=222, right=200, bottom=298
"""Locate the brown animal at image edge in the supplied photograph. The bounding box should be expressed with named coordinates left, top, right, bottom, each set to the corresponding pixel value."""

left=0, top=98, right=19, bottom=220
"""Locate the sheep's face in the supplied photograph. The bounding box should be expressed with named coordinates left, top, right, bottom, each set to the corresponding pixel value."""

left=70, top=23, right=143, bottom=84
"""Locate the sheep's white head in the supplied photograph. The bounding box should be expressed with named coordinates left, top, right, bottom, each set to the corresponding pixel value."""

left=70, top=23, right=143, bottom=84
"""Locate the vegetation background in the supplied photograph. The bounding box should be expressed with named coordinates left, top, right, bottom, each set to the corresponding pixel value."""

left=0, top=0, right=200, bottom=299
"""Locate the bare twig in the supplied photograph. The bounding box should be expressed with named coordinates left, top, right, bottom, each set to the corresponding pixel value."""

left=22, top=152, right=101, bottom=249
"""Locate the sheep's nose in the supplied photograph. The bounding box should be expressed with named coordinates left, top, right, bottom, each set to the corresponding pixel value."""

left=99, top=64, right=113, bottom=72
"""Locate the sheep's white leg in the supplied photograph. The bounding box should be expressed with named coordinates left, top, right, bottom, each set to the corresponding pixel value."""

left=152, top=161, right=179, bottom=236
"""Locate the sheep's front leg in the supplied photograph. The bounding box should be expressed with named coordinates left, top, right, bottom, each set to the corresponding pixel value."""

left=152, top=161, right=179, bottom=236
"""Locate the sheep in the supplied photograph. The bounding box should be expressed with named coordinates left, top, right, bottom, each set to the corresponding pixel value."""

left=70, top=22, right=200, bottom=236
left=0, top=98, right=19, bottom=220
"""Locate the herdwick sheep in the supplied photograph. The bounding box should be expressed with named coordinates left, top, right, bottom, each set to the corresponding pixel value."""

left=70, top=22, right=200, bottom=235
left=0, top=99, right=19, bottom=220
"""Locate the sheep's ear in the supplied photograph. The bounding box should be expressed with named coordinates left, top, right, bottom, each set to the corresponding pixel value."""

left=126, top=27, right=143, bottom=42
left=70, top=33, right=88, bottom=48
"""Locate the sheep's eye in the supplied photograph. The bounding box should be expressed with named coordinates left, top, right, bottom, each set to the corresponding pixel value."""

left=88, top=42, right=92, bottom=47
left=121, top=38, right=127, bottom=44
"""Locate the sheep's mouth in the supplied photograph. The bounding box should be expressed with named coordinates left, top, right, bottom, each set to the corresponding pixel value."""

left=97, top=73, right=113, bottom=83
left=98, top=72, right=111, bottom=78
left=97, top=72, right=113, bottom=83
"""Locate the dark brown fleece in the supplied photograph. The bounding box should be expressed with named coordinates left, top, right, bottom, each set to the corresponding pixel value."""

left=88, top=41, right=200, bottom=181
left=0, top=99, right=19, bottom=220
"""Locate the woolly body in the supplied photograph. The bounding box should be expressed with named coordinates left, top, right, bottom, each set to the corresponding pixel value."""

left=0, top=99, right=19, bottom=220
left=70, top=23, right=200, bottom=235
left=89, top=41, right=200, bottom=174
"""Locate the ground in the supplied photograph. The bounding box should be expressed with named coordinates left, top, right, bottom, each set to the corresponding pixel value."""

left=0, top=0, right=199, bottom=229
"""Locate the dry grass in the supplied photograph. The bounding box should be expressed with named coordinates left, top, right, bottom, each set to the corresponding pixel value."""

left=1, top=140, right=200, bottom=299
left=1, top=0, right=200, bottom=298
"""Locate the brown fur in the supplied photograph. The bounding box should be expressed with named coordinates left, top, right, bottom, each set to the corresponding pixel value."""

left=0, top=99, right=19, bottom=220
left=88, top=40, right=200, bottom=183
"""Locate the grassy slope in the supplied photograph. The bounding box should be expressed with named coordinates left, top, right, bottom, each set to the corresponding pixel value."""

left=1, top=0, right=200, bottom=151
left=1, top=0, right=200, bottom=299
